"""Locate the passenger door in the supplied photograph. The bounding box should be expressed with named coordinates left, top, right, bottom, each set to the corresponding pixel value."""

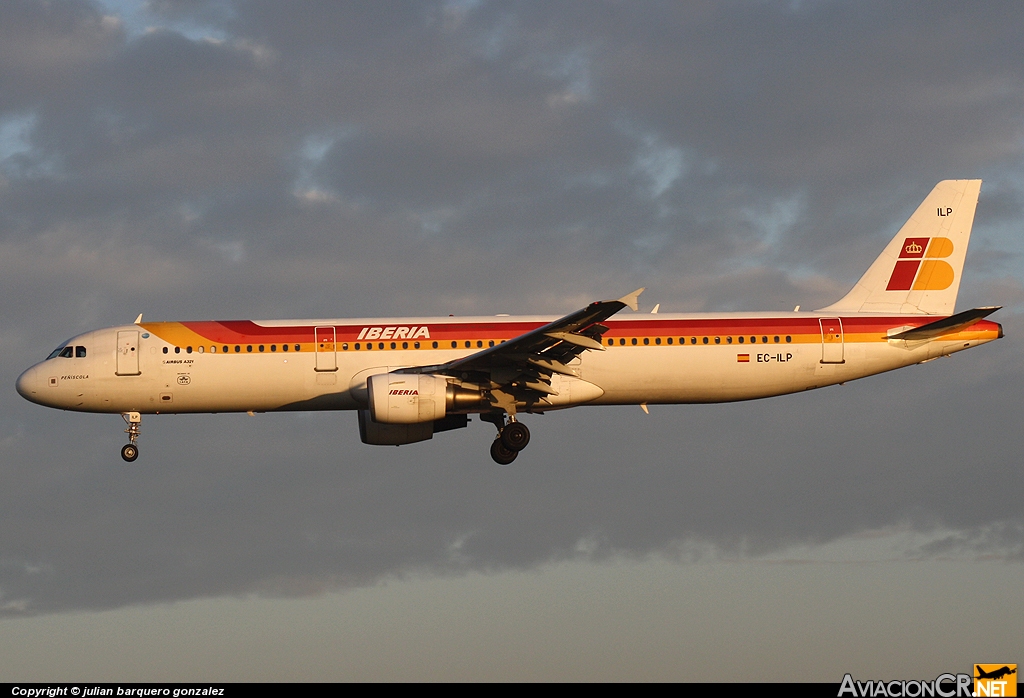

left=116, top=330, right=141, bottom=376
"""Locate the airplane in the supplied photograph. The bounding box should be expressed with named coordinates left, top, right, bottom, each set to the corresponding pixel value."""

left=975, top=666, right=1016, bottom=681
left=16, top=180, right=1003, bottom=465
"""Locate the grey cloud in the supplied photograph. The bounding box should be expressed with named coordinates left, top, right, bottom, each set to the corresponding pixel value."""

left=1, top=1, right=1022, bottom=616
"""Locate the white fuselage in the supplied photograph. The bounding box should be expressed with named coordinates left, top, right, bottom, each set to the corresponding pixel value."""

left=15, top=312, right=1001, bottom=415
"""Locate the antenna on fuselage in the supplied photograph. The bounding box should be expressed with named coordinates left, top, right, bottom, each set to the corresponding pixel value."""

left=134, top=314, right=143, bottom=325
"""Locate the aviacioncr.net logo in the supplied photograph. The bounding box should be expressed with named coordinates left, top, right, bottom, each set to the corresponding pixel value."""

left=838, top=673, right=973, bottom=698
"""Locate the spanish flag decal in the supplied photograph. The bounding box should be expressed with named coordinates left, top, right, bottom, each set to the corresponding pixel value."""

left=737, top=354, right=750, bottom=362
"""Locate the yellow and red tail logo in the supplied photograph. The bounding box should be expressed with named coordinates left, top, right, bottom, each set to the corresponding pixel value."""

left=886, top=237, right=955, bottom=291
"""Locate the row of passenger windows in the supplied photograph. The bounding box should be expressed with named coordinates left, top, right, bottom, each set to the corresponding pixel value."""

left=158, top=339, right=503, bottom=354
left=163, top=344, right=302, bottom=354
left=346, top=339, right=499, bottom=351
left=609, top=335, right=793, bottom=346
left=160, top=336, right=794, bottom=354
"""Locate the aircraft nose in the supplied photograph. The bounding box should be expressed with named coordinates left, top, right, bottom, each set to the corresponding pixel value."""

left=16, top=366, right=41, bottom=403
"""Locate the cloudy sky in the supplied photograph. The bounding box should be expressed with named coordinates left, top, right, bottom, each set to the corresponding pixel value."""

left=2, top=0, right=1023, bottom=681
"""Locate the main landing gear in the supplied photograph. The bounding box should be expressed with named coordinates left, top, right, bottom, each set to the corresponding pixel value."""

left=485, top=414, right=531, bottom=465
left=121, top=412, right=141, bottom=462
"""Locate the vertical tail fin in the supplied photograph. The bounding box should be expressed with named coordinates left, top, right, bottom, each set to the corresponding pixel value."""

left=818, top=180, right=982, bottom=315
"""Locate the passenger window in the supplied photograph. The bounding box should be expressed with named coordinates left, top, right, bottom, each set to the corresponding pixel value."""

left=608, top=338, right=614, bottom=346
left=198, top=346, right=204, bottom=354
left=465, top=341, right=471, bottom=348
left=59, top=346, right=74, bottom=358
left=726, top=337, right=732, bottom=344
left=271, top=345, right=277, bottom=352
left=786, top=336, right=792, bottom=343
left=355, top=343, right=361, bottom=350
left=631, top=338, right=637, bottom=346
left=175, top=347, right=181, bottom=354
left=390, top=342, right=396, bottom=349
left=282, top=344, right=288, bottom=352
left=750, top=336, right=756, bottom=343
left=738, top=336, right=744, bottom=344
left=431, top=341, right=437, bottom=349
left=365, top=342, right=372, bottom=350
left=774, top=336, right=780, bottom=343
left=451, top=341, right=457, bottom=349
left=714, top=337, right=721, bottom=344
left=259, top=345, right=264, bottom=352
left=378, top=343, right=384, bottom=350
left=247, top=346, right=252, bottom=352
left=690, top=337, right=696, bottom=344
left=402, top=342, right=408, bottom=349
left=643, top=338, right=649, bottom=345
left=666, top=337, right=673, bottom=345
left=477, top=340, right=483, bottom=348
left=210, top=346, right=216, bottom=353
left=488, top=340, right=494, bottom=347
left=162, top=347, right=168, bottom=354
left=414, top=342, right=420, bottom=349
left=762, top=336, right=768, bottom=344
left=295, top=344, right=300, bottom=351
left=620, top=338, right=626, bottom=345
left=340, top=344, right=347, bottom=351
left=75, top=346, right=87, bottom=358
left=186, top=346, right=192, bottom=354
left=702, top=337, right=708, bottom=344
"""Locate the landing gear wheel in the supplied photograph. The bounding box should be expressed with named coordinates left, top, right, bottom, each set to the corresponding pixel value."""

left=121, top=443, right=139, bottom=462
left=490, top=438, right=518, bottom=465
left=500, top=421, right=531, bottom=452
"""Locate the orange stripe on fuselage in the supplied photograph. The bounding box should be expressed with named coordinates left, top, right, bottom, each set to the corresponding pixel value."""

left=138, top=317, right=1001, bottom=351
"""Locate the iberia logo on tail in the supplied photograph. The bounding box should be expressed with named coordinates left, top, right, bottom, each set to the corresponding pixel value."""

left=886, top=237, right=956, bottom=291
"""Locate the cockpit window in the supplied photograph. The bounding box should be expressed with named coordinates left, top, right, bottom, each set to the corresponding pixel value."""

left=76, top=346, right=87, bottom=358
left=47, top=339, right=75, bottom=360
left=58, top=346, right=74, bottom=359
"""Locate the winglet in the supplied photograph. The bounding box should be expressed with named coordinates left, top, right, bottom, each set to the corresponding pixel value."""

left=617, top=288, right=645, bottom=312
left=134, top=314, right=143, bottom=325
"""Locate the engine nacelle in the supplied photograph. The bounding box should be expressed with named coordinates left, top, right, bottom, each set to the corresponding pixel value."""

left=368, top=373, right=450, bottom=424
left=358, top=410, right=469, bottom=445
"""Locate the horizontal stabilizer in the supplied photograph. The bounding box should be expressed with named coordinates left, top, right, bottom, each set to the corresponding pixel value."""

left=888, top=306, right=1001, bottom=341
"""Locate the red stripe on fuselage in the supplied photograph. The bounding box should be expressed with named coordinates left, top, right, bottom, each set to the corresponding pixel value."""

left=172, top=316, right=997, bottom=345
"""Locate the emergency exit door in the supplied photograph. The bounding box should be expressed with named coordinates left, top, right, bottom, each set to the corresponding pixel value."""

left=315, top=326, right=337, bottom=372
left=819, top=318, right=845, bottom=364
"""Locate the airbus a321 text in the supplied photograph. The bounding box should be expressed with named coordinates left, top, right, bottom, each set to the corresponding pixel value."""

left=17, top=181, right=1002, bottom=464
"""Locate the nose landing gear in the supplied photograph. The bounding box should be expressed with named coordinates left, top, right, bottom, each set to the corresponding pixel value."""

left=121, top=412, right=141, bottom=462
left=485, top=414, right=531, bottom=465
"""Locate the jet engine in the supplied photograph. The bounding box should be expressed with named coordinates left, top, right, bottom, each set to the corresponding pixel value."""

left=366, top=372, right=487, bottom=424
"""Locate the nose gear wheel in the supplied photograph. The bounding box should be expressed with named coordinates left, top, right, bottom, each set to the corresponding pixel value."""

left=121, top=412, right=142, bottom=462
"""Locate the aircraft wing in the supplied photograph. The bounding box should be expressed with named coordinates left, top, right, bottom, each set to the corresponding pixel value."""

left=399, top=288, right=643, bottom=398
